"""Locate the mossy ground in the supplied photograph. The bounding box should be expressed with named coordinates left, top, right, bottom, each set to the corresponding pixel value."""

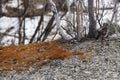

left=0, top=38, right=88, bottom=75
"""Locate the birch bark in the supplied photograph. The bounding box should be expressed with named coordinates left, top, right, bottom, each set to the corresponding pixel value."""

left=47, top=0, right=73, bottom=41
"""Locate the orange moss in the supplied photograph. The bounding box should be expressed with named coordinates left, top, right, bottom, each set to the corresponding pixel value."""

left=58, top=52, right=72, bottom=59
left=74, top=51, right=84, bottom=55
left=0, top=38, right=92, bottom=75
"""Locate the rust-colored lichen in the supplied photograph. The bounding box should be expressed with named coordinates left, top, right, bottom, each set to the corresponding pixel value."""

left=0, top=38, right=92, bottom=74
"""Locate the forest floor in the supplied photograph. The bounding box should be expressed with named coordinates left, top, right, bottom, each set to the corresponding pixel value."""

left=0, top=36, right=120, bottom=80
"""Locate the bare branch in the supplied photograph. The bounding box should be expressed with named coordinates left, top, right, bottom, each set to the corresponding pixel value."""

left=29, top=14, right=44, bottom=43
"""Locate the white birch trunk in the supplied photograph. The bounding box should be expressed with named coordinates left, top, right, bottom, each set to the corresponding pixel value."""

left=76, top=0, right=83, bottom=41
left=47, top=0, right=73, bottom=41
left=114, top=1, right=119, bottom=34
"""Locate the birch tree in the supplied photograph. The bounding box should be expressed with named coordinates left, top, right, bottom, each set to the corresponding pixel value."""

left=47, top=0, right=73, bottom=41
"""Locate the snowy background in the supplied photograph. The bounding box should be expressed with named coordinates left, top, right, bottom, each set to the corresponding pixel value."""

left=0, top=0, right=120, bottom=45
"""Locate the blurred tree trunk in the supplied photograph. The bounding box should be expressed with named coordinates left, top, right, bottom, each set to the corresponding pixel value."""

left=76, top=0, right=83, bottom=41
left=0, top=0, right=2, bottom=17
left=88, top=0, right=97, bottom=38
left=113, top=1, right=119, bottom=34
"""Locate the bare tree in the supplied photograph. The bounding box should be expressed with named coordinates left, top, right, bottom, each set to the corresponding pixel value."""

left=88, top=0, right=97, bottom=38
